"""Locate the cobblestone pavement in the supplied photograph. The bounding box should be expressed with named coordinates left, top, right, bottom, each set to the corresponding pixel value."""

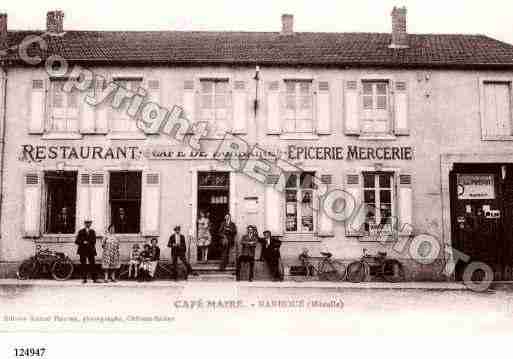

left=1, top=280, right=513, bottom=335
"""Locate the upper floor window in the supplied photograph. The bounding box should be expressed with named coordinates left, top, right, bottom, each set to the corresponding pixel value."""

left=285, top=171, right=315, bottom=233
left=200, top=79, right=231, bottom=135
left=284, top=80, right=313, bottom=133
left=361, top=80, right=390, bottom=135
left=49, top=79, right=79, bottom=133
left=111, top=78, right=142, bottom=133
left=481, top=81, right=513, bottom=139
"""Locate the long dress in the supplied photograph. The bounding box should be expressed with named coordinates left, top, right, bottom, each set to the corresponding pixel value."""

left=102, top=235, right=120, bottom=269
left=197, top=218, right=212, bottom=247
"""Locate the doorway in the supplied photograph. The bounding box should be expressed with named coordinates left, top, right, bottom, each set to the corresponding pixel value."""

left=449, top=163, right=513, bottom=281
left=197, top=171, right=230, bottom=261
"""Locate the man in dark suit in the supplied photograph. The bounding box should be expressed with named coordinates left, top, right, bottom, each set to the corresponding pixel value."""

left=75, top=219, right=100, bottom=283
left=260, top=230, right=283, bottom=281
left=236, top=225, right=258, bottom=281
left=167, top=226, right=197, bottom=280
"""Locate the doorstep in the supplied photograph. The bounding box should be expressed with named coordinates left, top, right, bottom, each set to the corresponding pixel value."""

left=0, top=279, right=471, bottom=290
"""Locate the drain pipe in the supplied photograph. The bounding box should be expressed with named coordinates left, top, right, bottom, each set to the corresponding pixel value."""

left=0, top=64, right=7, bottom=243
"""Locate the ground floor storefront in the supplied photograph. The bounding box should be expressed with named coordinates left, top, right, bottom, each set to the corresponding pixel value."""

left=2, top=141, right=512, bottom=283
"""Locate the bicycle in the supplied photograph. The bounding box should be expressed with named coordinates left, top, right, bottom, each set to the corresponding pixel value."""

left=18, top=245, right=74, bottom=281
left=346, top=249, right=405, bottom=283
left=298, top=249, right=346, bottom=281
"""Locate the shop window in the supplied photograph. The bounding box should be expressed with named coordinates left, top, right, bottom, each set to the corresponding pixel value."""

left=361, top=80, right=391, bottom=134
left=284, top=80, right=314, bottom=133
left=482, top=81, right=513, bottom=138
left=363, top=172, right=395, bottom=233
left=111, top=78, right=142, bottom=133
left=200, top=79, right=231, bottom=135
left=109, top=171, right=141, bottom=233
left=49, top=79, right=79, bottom=133
left=285, top=171, right=315, bottom=233
left=44, top=171, right=77, bottom=234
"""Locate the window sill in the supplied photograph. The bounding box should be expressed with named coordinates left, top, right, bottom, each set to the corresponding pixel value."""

left=346, top=231, right=398, bottom=242
left=37, top=234, right=76, bottom=243
left=279, top=133, right=319, bottom=140
left=107, top=133, right=147, bottom=140
left=113, top=234, right=144, bottom=242
left=42, top=133, right=83, bottom=140
left=481, top=136, right=513, bottom=141
left=317, top=232, right=335, bottom=238
left=358, top=134, right=397, bottom=141
left=282, top=232, right=321, bottom=242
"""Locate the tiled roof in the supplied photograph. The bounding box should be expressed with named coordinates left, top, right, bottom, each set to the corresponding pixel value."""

left=4, top=30, right=513, bottom=69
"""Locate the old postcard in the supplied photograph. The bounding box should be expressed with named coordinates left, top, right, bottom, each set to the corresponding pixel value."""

left=1, top=0, right=513, bottom=340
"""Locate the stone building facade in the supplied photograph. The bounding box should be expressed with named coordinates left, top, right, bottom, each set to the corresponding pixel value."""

left=1, top=8, right=513, bottom=280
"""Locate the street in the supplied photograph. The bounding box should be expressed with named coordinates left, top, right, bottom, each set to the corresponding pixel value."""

left=1, top=280, right=513, bottom=335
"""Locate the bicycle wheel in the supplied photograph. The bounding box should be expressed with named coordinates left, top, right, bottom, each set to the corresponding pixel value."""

left=346, top=261, right=366, bottom=283
left=382, top=259, right=405, bottom=282
left=51, top=259, right=74, bottom=281
left=18, top=259, right=37, bottom=280
left=318, top=260, right=346, bottom=281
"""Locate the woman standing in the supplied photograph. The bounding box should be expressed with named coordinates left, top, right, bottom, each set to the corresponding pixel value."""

left=197, top=211, right=212, bottom=262
left=102, top=224, right=120, bottom=282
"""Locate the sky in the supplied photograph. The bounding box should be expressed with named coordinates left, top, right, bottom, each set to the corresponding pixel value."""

left=1, top=0, right=513, bottom=44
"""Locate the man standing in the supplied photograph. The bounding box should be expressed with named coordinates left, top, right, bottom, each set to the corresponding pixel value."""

left=260, top=230, right=283, bottom=281
left=236, top=225, right=258, bottom=282
left=167, top=226, right=196, bottom=280
left=219, top=214, right=237, bottom=271
left=75, top=219, right=100, bottom=283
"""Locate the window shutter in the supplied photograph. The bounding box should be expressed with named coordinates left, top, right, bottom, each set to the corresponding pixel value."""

left=318, top=174, right=333, bottom=236
left=90, top=172, right=106, bottom=235
left=142, top=79, right=161, bottom=134
left=265, top=174, right=283, bottom=235
left=95, top=78, right=108, bottom=134
left=344, top=80, right=360, bottom=135
left=316, top=81, right=332, bottom=134
left=482, top=82, right=512, bottom=138
left=29, top=79, right=46, bottom=134
left=345, top=173, right=365, bottom=234
left=182, top=80, right=195, bottom=123
left=81, top=82, right=95, bottom=134
left=24, top=172, right=41, bottom=237
left=77, top=172, right=91, bottom=228
left=232, top=80, right=248, bottom=134
left=266, top=81, right=281, bottom=134
left=142, top=172, right=161, bottom=236
left=394, top=81, right=409, bottom=135
left=398, top=174, right=413, bottom=234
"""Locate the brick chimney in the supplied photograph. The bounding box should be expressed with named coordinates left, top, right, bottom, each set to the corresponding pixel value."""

left=0, top=13, right=7, bottom=50
left=390, top=6, right=408, bottom=48
left=281, top=14, right=293, bottom=35
left=46, top=10, right=64, bottom=34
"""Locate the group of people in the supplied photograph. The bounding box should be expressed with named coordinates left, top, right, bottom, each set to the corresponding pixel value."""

left=75, top=220, right=197, bottom=283
left=236, top=224, right=283, bottom=281
left=74, top=212, right=283, bottom=283
left=215, top=213, right=283, bottom=281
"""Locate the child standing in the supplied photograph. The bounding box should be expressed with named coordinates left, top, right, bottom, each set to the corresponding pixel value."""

left=138, top=244, right=152, bottom=281
left=128, top=243, right=140, bottom=280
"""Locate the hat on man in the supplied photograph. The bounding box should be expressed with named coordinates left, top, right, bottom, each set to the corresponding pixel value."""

left=84, top=218, right=92, bottom=223
left=174, top=225, right=181, bottom=231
